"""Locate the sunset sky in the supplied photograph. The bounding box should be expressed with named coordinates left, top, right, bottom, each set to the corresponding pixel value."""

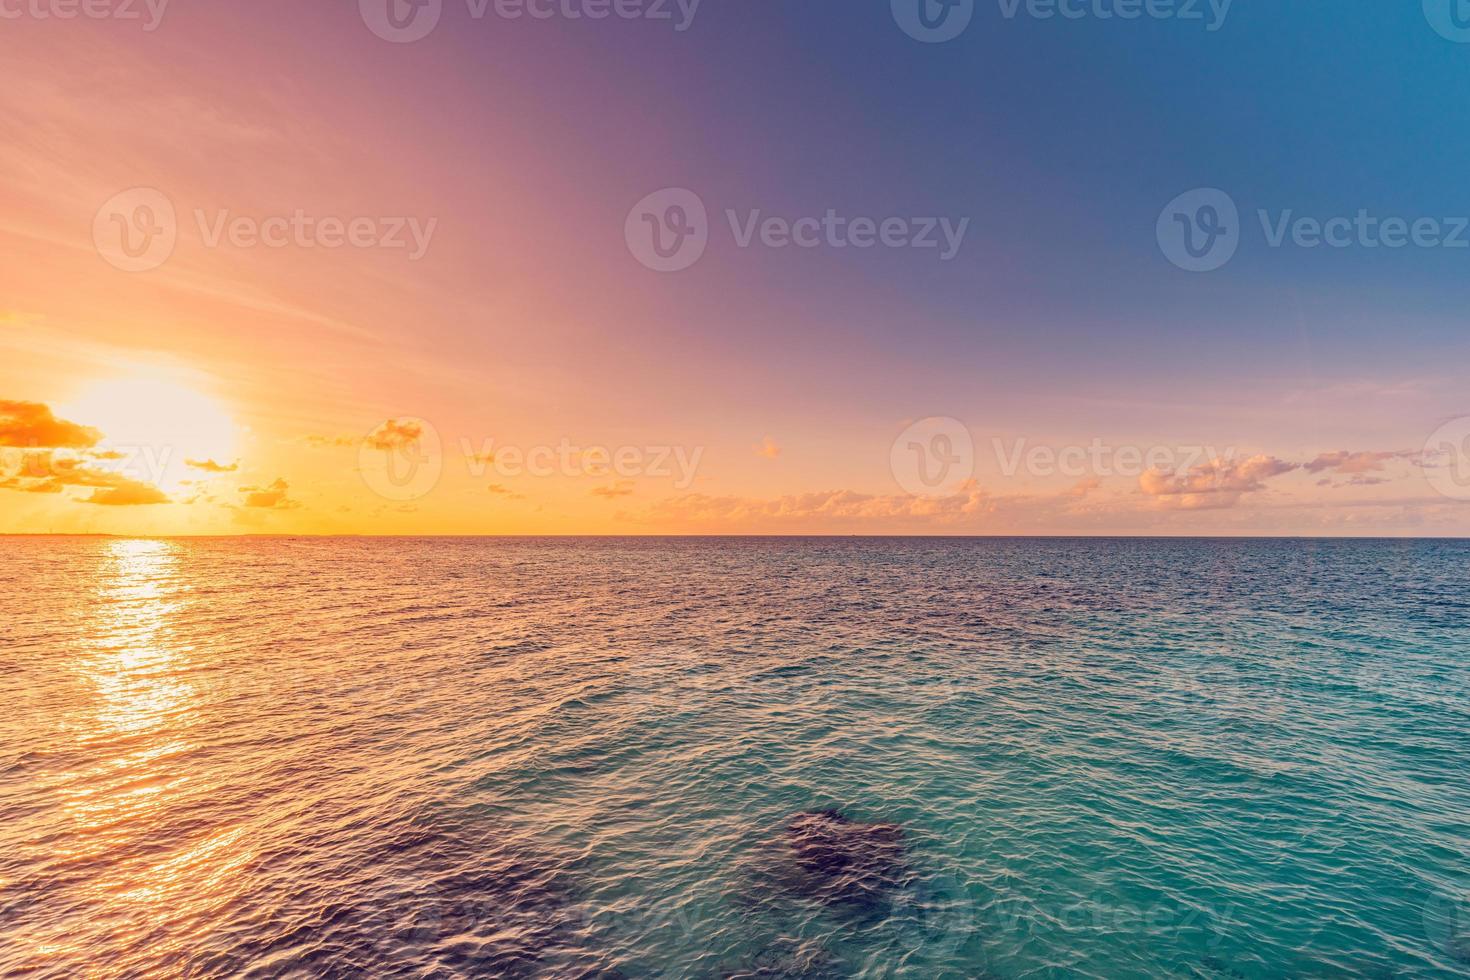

left=3, top=1, right=1468, bottom=535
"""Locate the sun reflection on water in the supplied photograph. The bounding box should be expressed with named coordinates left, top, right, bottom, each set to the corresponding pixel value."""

left=83, top=539, right=194, bottom=738
left=20, top=540, right=258, bottom=974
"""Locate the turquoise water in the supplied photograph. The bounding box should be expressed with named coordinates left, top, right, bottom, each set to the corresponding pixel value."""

left=2, top=537, right=1468, bottom=977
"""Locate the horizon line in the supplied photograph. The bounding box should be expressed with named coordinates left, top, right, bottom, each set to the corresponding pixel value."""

left=4, top=533, right=1468, bottom=541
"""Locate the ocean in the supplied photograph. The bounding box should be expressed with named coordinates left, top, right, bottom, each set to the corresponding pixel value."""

left=2, top=536, right=1467, bottom=978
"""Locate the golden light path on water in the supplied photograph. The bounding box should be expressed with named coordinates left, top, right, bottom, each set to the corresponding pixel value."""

left=28, top=540, right=254, bottom=974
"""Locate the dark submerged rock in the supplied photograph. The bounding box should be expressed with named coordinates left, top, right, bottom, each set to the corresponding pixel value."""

left=782, top=809, right=911, bottom=913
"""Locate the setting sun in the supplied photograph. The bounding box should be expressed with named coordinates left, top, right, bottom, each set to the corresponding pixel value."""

left=61, top=374, right=238, bottom=493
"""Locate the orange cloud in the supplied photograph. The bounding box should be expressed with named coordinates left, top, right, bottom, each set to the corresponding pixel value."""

left=306, top=434, right=359, bottom=448
left=186, top=458, right=239, bottom=473
left=755, top=436, right=782, bottom=459
left=364, top=419, right=424, bottom=451
left=83, top=483, right=170, bottom=506
left=1305, top=449, right=1417, bottom=487
left=0, top=476, right=62, bottom=494
left=1140, top=454, right=1298, bottom=509
left=0, top=452, right=171, bottom=505
left=239, top=478, right=298, bottom=509
left=591, top=481, right=636, bottom=499
left=1305, top=450, right=1420, bottom=476
left=645, top=486, right=998, bottom=526
left=0, top=400, right=100, bottom=449
left=1068, top=477, right=1103, bottom=498
left=488, top=483, right=525, bottom=500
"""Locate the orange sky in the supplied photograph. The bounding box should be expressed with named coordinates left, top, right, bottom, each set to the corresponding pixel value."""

left=2, top=9, right=1468, bottom=536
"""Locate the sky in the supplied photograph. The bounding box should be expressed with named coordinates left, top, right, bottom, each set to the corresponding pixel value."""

left=1, top=0, right=1468, bottom=535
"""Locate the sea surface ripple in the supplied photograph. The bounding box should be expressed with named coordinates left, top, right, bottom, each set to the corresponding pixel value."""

left=2, top=537, right=1467, bottom=978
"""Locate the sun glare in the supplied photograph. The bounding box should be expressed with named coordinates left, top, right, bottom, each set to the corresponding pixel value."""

left=62, top=374, right=239, bottom=492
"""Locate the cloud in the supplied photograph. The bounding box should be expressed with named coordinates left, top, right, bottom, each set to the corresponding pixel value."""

left=644, top=486, right=999, bottom=527
left=1068, top=477, right=1103, bottom=498
left=239, top=478, right=298, bottom=509
left=0, top=451, right=171, bottom=505
left=0, top=476, right=62, bottom=494
left=364, top=419, right=424, bottom=451
left=305, top=434, right=359, bottom=448
left=186, top=458, right=239, bottom=473
left=591, top=481, right=636, bottom=499
left=0, top=400, right=100, bottom=448
left=1317, top=475, right=1391, bottom=488
left=1139, top=455, right=1298, bottom=510
left=1304, top=450, right=1420, bottom=475
left=626, top=475, right=1466, bottom=534
left=755, top=437, right=782, bottom=460
left=487, top=483, right=525, bottom=500
left=82, top=483, right=170, bottom=506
